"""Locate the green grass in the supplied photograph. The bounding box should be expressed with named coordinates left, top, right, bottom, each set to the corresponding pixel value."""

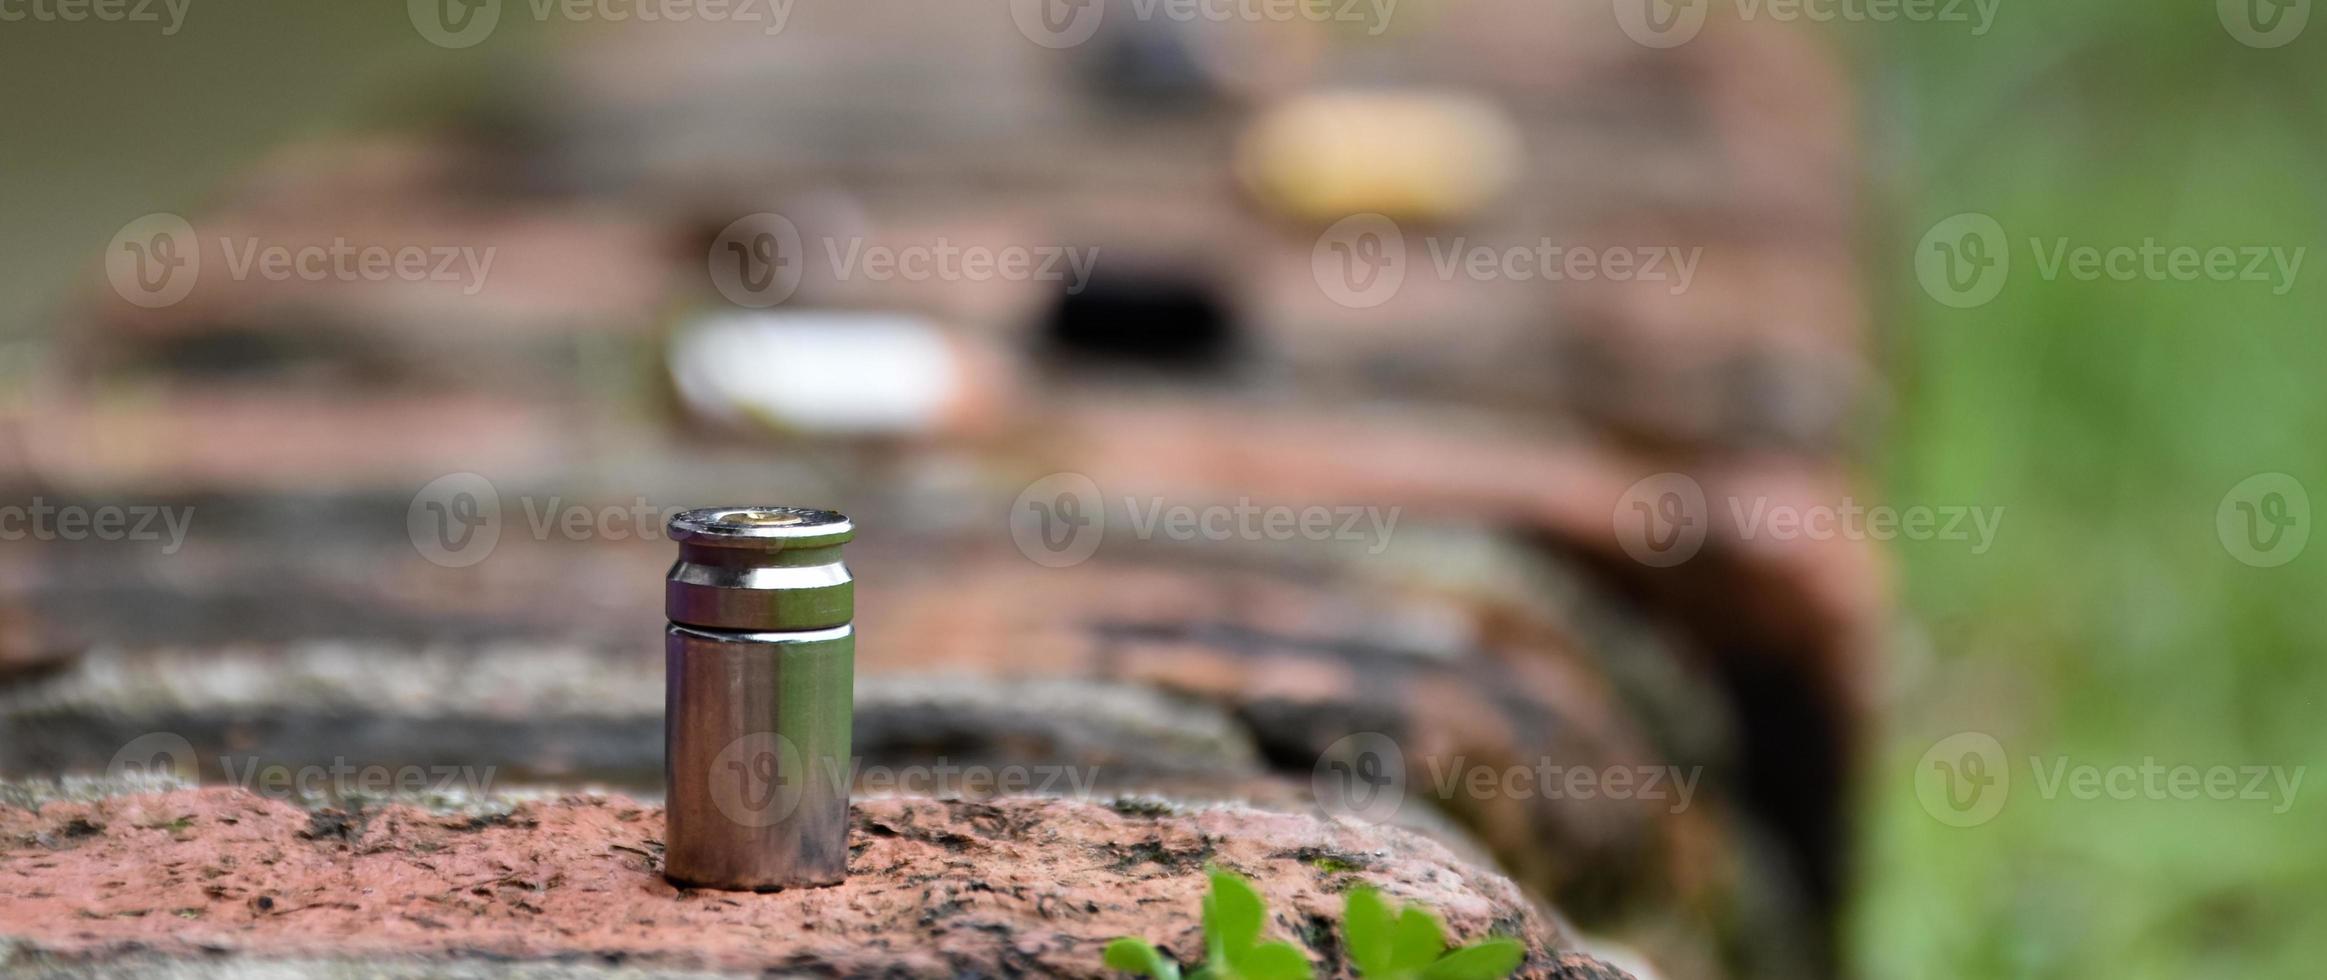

left=1853, top=2, right=2327, bottom=976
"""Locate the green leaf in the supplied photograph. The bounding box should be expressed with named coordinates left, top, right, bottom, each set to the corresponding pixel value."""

left=1202, top=894, right=1228, bottom=966
left=1419, top=939, right=1526, bottom=980
left=1104, top=938, right=1153, bottom=972
left=1232, top=941, right=1315, bottom=980
left=1105, top=938, right=1183, bottom=980
left=1206, top=868, right=1267, bottom=956
left=1342, top=887, right=1396, bottom=977
left=1389, top=906, right=1447, bottom=970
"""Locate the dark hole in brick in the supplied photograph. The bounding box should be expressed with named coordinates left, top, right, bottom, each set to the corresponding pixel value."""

left=1040, top=271, right=1236, bottom=372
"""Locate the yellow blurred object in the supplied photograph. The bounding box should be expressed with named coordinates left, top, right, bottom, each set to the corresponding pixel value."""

left=1238, top=90, right=1522, bottom=225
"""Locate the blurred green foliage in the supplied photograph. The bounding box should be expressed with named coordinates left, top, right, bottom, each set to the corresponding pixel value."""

left=1853, top=1, right=2326, bottom=976
left=0, top=2, right=544, bottom=340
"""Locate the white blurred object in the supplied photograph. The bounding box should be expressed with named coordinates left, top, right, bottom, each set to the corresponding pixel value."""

left=668, top=310, right=962, bottom=436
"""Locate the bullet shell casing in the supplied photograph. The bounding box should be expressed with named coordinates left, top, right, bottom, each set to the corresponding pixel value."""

left=662, top=507, right=855, bottom=891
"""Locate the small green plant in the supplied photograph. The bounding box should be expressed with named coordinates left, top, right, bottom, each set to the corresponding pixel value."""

left=1339, top=886, right=1523, bottom=980
left=1106, top=867, right=1313, bottom=980
left=1103, top=870, right=1524, bottom=980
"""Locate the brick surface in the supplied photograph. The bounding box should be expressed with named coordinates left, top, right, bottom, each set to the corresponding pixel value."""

left=0, top=786, right=1630, bottom=980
